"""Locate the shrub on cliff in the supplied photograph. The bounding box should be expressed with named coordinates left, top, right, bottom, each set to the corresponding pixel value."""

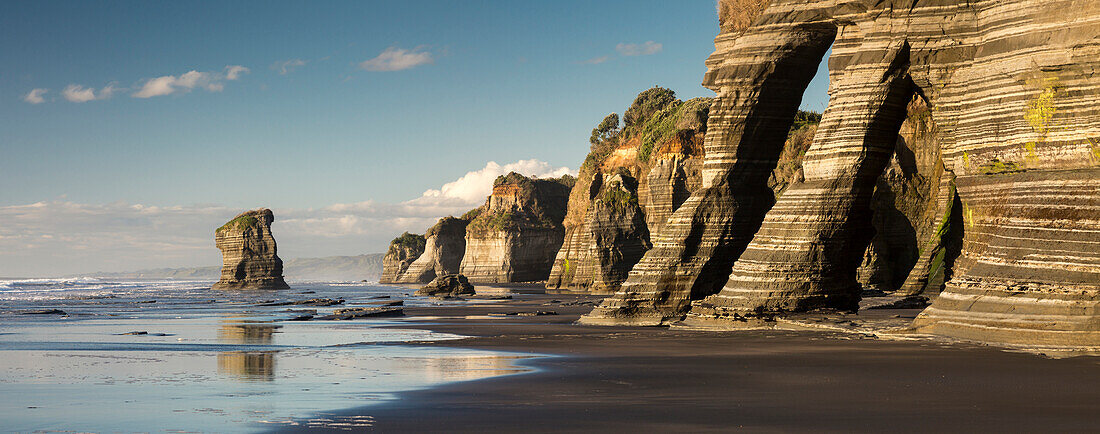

left=624, top=87, right=677, bottom=132
left=388, top=232, right=425, bottom=254
left=590, top=113, right=621, bottom=146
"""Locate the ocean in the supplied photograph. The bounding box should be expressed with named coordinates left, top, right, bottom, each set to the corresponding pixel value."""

left=0, top=278, right=533, bottom=432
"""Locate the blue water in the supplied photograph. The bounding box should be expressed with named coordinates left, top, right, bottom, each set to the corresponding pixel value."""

left=0, top=278, right=533, bottom=432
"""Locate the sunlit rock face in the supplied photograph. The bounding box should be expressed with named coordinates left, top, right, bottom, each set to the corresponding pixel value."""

left=585, top=0, right=1100, bottom=346
left=459, top=173, right=573, bottom=283
left=379, top=232, right=425, bottom=284
left=212, top=209, right=290, bottom=290
left=397, top=217, right=470, bottom=284
left=547, top=90, right=709, bottom=294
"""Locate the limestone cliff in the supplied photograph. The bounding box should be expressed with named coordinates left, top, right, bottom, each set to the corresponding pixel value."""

left=547, top=89, right=710, bottom=293
left=397, top=216, right=470, bottom=283
left=459, top=172, right=573, bottom=283
left=379, top=232, right=425, bottom=283
left=212, top=209, right=290, bottom=290
left=585, top=0, right=1100, bottom=347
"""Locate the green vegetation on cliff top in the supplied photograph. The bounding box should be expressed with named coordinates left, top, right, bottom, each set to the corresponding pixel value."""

left=388, top=232, right=425, bottom=254
left=216, top=215, right=259, bottom=234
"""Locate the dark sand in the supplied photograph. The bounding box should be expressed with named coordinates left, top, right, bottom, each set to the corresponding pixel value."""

left=283, top=292, right=1100, bottom=433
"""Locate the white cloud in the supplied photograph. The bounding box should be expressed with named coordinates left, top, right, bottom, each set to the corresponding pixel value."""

left=580, top=55, right=611, bottom=65
left=0, top=160, right=575, bottom=276
left=132, top=65, right=249, bottom=98
left=23, top=88, right=48, bottom=104
left=225, top=65, right=249, bottom=80
left=62, top=85, right=96, bottom=102
left=272, top=59, right=307, bottom=75
left=407, top=159, right=575, bottom=209
left=359, top=47, right=433, bottom=72
left=616, top=41, right=663, bottom=56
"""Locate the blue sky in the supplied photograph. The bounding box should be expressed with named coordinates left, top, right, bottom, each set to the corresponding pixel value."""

left=0, top=0, right=829, bottom=276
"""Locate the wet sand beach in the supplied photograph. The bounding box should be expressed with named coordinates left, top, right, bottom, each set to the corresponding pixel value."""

left=287, top=289, right=1100, bottom=433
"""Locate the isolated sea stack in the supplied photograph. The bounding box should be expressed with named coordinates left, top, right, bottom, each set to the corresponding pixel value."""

left=379, top=232, right=425, bottom=283
left=213, top=208, right=290, bottom=290
left=459, top=172, right=573, bottom=283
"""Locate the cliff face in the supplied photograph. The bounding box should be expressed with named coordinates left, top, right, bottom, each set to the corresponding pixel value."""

left=547, top=89, right=709, bottom=293
left=459, top=173, right=573, bottom=283
left=213, top=209, right=290, bottom=290
left=584, top=0, right=1100, bottom=346
left=379, top=232, right=425, bottom=284
left=397, top=216, right=469, bottom=283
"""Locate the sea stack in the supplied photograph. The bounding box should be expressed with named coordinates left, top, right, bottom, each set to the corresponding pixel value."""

left=546, top=88, right=710, bottom=294
left=213, top=208, right=290, bottom=290
left=379, top=232, right=425, bottom=283
left=397, top=216, right=471, bottom=283
left=459, top=172, right=573, bottom=283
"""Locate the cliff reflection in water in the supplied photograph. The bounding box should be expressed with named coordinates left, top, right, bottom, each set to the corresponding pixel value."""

left=410, top=353, right=533, bottom=383
left=217, top=321, right=280, bottom=344
left=217, top=322, right=281, bottom=381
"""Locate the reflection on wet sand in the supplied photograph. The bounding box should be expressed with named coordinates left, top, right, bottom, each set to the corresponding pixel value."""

left=411, top=354, right=533, bottom=383
left=217, top=322, right=281, bottom=381
left=217, top=351, right=276, bottom=381
left=217, top=321, right=280, bottom=345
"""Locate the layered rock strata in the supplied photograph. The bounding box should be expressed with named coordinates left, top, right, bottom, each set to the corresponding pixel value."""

left=459, top=173, right=573, bottom=283
left=580, top=12, right=835, bottom=325
left=213, top=209, right=290, bottom=290
left=547, top=89, right=710, bottom=293
left=397, top=216, right=469, bottom=283
left=587, top=0, right=1100, bottom=347
left=379, top=232, right=425, bottom=283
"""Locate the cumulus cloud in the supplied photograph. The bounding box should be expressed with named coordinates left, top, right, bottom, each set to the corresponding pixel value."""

left=359, top=47, right=433, bottom=72
left=615, top=41, right=663, bottom=56
left=23, top=88, right=48, bottom=104
left=132, top=65, right=249, bottom=98
left=272, top=58, right=307, bottom=75
left=407, top=159, right=575, bottom=210
left=61, top=84, right=117, bottom=103
left=0, top=160, right=574, bottom=276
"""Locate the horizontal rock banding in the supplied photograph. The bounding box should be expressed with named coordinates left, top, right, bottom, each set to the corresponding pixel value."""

left=397, top=217, right=469, bottom=284
left=379, top=232, right=425, bottom=284
left=459, top=173, right=573, bottom=283
left=585, top=0, right=1100, bottom=346
left=213, top=208, right=290, bottom=290
left=547, top=90, right=709, bottom=294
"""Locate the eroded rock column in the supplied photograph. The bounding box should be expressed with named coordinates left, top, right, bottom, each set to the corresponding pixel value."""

left=580, top=3, right=838, bottom=325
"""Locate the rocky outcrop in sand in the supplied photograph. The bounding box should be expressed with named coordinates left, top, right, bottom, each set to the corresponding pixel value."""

left=415, top=274, right=476, bottom=297
left=584, top=0, right=1100, bottom=346
left=459, top=173, right=573, bottom=283
left=379, top=232, right=425, bottom=283
left=213, top=209, right=290, bottom=290
left=397, top=217, right=470, bottom=283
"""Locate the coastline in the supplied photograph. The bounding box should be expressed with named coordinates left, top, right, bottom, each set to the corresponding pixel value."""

left=282, top=288, right=1100, bottom=432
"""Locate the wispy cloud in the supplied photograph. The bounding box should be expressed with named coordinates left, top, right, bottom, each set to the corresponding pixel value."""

left=132, top=65, right=250, bottom=98
left=579, top=55, right=611, bottom=65
left=359, top=47, right=433, bottom=72
left=616, top=41, right=663, bottom=56
left=23, top=88, right=48, bottom=104
left=61, top=84, right=117, bottom=103
left=272, top=58, right=307, bottom=75
left=580, top=41, right=663, bottom=65
left=0, top=159, right=575, bottom=276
